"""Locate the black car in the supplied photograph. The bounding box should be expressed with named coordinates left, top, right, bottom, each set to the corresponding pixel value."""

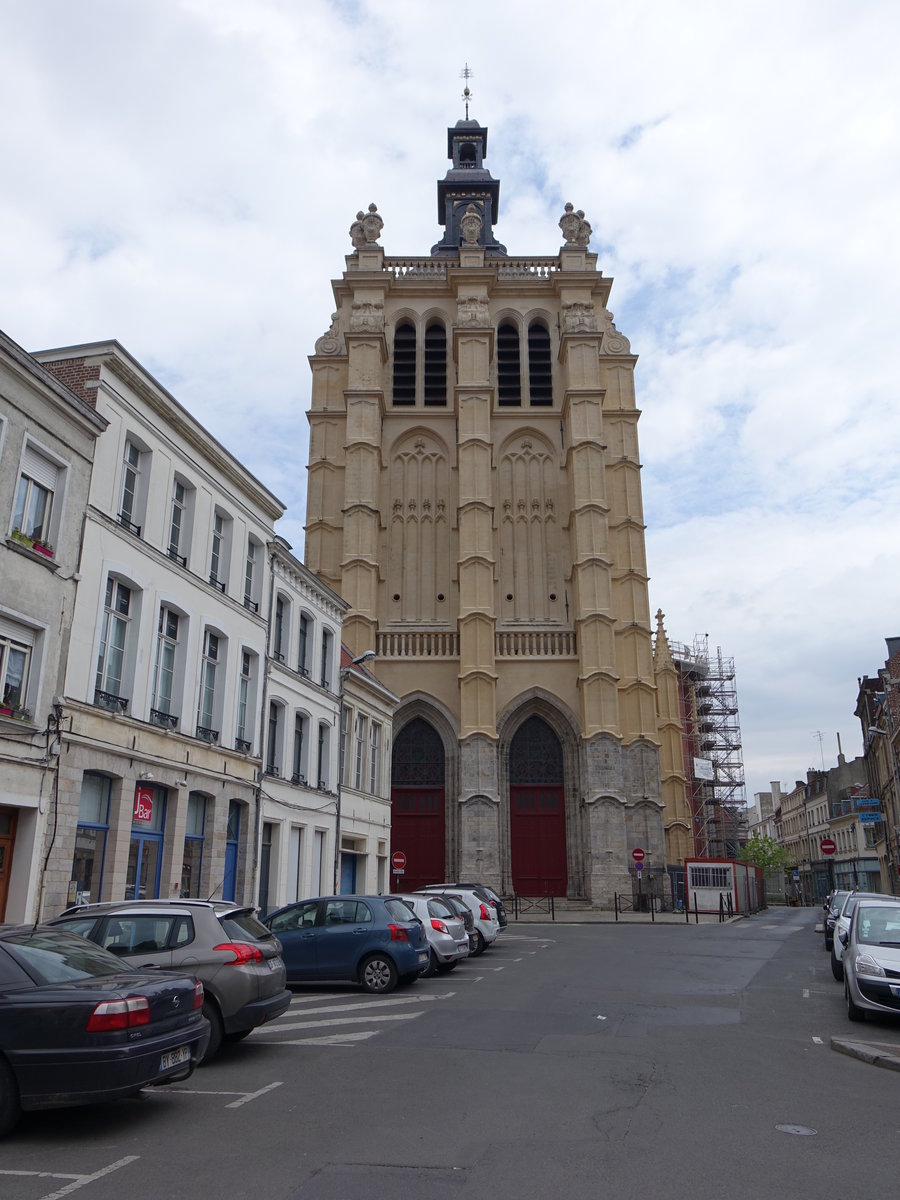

left=824, top=890, right=851, bottom=950
left=0, top=925, right=209, bottom=1138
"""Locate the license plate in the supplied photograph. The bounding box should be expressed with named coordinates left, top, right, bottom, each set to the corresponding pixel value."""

left=160, top=1045, right=190, bottom=1072
left=268, top=955, right=283, bottom=971
left=417, top=952, right=429, bottom=964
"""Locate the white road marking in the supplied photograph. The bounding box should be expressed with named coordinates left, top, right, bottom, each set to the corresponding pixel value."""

left=277, top=1030, right=378, bottom=1046
left=288, top=992, right=346, bottom=1004
left=596, top=1015, right=607, bottom=1020
left=812, top=1036, right=823, bottom=1044
left=803, top=988, right=810, bottom=998
left=514, top=957, right=523, bottom=962
left=0, top=1156, right=140, bottom=1200
left=226, top=1081, right=284, bottom=1109
left=275, top=993, right=453, bottom=1021
left=259, top=1011, right=425, bottom=1034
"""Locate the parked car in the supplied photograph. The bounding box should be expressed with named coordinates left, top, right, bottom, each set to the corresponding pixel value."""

left=824, top=890, right=851, bottom=950
left=449, top=882, right=508, bottom=928
left=395, top=893, right=469, bottom=975
left=0, top=924, right=208, bottom=1138
left=830, top=891, right=884, bottom=980
left=439, top=893, right=476, bottom=950
left=263, top=895, right=430, bottom=993
left=417, top=885, right=500, bottom=955
left=48, top=899, right=290, bottom=1061
left=840, top=898, right=900, bottom=1022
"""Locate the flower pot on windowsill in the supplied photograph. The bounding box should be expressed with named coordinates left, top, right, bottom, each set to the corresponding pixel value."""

left=32, top=542, right=54, bottom=558
left=0, top=706, right=12, bottom=718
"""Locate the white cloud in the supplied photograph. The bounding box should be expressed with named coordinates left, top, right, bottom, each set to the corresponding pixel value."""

left=1, top=0, right=898, bottom=801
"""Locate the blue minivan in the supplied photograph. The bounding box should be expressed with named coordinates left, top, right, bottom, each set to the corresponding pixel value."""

left=263, top=895, right=429, bottom=994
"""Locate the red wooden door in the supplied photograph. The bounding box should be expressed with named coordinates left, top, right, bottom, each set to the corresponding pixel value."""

left=509, top=716, right=567, bottom=897
left=0, top=806, right=17, bottom=921
left=510, top=785, right=567, bottom=896
left=391, top=718, right=446, bottom=892
left=390, top=785, right=445, bottom=892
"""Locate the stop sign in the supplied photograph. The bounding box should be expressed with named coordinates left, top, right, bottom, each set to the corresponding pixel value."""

left=820, top=838, right=836, bottom=856
left=632, top=848, right=645, bottom=862
left=391, top=851, right=407, bottom=870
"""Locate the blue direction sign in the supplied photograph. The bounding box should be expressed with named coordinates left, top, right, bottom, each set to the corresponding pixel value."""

left=855, top=798, right=880, bottom=808
left=859, top=811, right=883, bottom=824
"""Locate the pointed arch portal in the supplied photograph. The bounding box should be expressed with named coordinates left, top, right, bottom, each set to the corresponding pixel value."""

left=391, top=718, right=446, bottom=891
left=509, top=716, right=568, bottom=896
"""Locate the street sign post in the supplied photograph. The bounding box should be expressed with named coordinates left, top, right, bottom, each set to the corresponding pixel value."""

left=820, top=838, right=836, bottom=856
left=391, top=851, right=407, bottom=872
left=632, top=848, right=645, bottom=862
left=635, top=861, right=644, bottom=872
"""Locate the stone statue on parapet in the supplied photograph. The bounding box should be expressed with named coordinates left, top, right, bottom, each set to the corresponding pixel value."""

left=559, top=201, right=592, bottom=246
left=350, top=203, right=384, bottom=248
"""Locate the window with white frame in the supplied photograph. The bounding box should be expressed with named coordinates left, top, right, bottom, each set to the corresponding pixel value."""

left=273, top=595, right=289, bottom=663
left=182, top=792, right=207, bottom=898
left=244, top=538, right=261, bottom=612
left=196, top=629, right=222, bottom=740
left=95, top=577, right=134, bottom=710
left=298, top=613, right=310, bottom=676
left=320, top=628, right=334, bottom=690
left=288, top=826, right=303, bottom=901
left=266, top=701, right=283, bottom=776
left=317, top=722, right=329, bottom=789
left=119, top=438, right=146, bottom=536
left=151, top=605, right=182, bottom=727
left=0, top=622, right=32, bottom=712
left=340, top=705, right=351, bottom=786
left=209, top=509, right=232, bottom=592
left=13, top=442, right=61, bottom=548
left=235, top=649, right=256, bottom=752
left=292, top=712, right=308, bottom=784
left=353, top=713, right=367, bottom=789
left=168, top=476, right=194, bottom=567
left=369, top=722, right=381, bottom=795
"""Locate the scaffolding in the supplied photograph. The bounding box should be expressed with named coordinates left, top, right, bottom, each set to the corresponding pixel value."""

left=666, top=635, right=748, bottom=858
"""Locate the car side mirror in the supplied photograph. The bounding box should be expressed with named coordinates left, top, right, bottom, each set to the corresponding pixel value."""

left=838, top=929, right=849, bottom=947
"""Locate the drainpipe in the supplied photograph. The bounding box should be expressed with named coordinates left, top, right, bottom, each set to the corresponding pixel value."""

left=251, top=545, right=276, bottom=907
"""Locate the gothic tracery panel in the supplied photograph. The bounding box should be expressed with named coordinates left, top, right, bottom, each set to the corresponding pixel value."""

left=499, top=437, right=563, bottom=623
left=389, top=434, right=451, bottom=624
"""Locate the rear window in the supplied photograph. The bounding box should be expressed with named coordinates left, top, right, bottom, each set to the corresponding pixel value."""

left=219, top=910, right=275, bottom=941
left=427, top=898, right=454, bottom=919
left=3, top=930, right=131, bottom=983
left=384, top=898, right=419, bottom=923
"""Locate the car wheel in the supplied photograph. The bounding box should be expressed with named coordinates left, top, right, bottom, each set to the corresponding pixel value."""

left=830, top=949, right=844, bottom=982
left=201, top=1000, right=224, bottom=1063
left=846, top=983, right=866, bottom=1023
left=360, top=954, right=398, bottom=994
left=436, top=961, right=457, bottom=973
left=224, top=1029, right=252, bottom=1044
left=0, top=1056, right=21, bottom=1139
left=421, top=950, right=438, bottom=979
left=471, top=929, right=485, bottom=956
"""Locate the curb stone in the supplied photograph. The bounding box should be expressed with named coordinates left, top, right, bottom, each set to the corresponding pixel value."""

left=831, top=1037, right=900, bottom=1072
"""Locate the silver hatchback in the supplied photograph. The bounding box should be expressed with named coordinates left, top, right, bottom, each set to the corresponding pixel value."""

left=49, top=899, right=291, bottom=1060
left=395, top=893, right=470, bottom=975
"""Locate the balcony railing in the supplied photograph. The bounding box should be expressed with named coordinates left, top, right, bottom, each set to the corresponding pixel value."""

left=150, top=708, right=178, bottom=729
left=208, top=575, right=226, bottom=593
left=496, top=630, right=578, bottom=657
left=243, top=596, right=259, bottom=613
left=195, top=724, right=219, bottom=744
left=265, top=764, right=281, bottom=778
left=167, top=546, right=187, bottom=568
left=95, top=689, right=128, bottom=713
left=274, top=651, right=285, bottom=663
left=376, top=631, right=459, bottom=658
left=291, top=772, right=307, bottom=786
left=298, top=665, right=310, bottom=678
left=235, top=737, right=251, bottom=754
left=117, top=513, right=142, bottom=537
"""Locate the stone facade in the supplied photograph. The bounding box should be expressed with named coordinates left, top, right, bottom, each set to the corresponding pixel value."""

left=304, top=117, right=674, bottom=906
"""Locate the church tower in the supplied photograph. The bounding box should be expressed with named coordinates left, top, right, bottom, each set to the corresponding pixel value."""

left=305, top=110, right=671, bottom=905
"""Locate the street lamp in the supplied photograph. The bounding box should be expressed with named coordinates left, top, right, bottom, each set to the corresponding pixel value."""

left=333, top=649, right=376, bottom=895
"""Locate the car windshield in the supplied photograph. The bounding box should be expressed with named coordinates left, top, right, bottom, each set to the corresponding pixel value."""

left=384, top=898, right=418, bottom=923
left=830, top=893, right=849, bottom=914
left=856, top=906, right=900, bottom=945
left=219, top=910, right=275, bottom=941
left=3, top=930, right=132, bottom=983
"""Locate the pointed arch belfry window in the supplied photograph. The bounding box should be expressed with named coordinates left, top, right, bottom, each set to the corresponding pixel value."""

left=423, top=323, right=447, bottom=406
left=392, top=322, right=416, bottom=405
left=497, top=322, right=521, bottom=405
left=527, top=322, right=552, bottom=405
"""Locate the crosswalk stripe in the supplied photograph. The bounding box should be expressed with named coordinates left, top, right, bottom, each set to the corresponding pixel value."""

left=279, top=993, right=452, bottom=1019
left=277, top=1031, right=379, bottom=1045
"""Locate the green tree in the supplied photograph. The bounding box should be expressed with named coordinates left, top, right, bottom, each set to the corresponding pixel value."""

left=739, top=833, right=792, bottom=873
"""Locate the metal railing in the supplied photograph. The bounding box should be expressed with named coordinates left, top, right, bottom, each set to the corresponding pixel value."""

left=94, top=689, right=128, bottom=713
left=195, top=724, right=219, bottom=744
left=510, top=895, right=555, bottom=920
left=149, top=708, right=178, bottom=729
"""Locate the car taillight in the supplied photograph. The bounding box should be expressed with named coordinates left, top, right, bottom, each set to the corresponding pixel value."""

left=479, top=903, right=490, bottom=920
left=193, top=980, right=204, bottom=1009
left=86, top=996, right=150, bottom=1032
left=388, top=923, right=410, bottom=942
left=213, top=941, right=264, bottom=965
left=431, top=918, right=449, bottom=934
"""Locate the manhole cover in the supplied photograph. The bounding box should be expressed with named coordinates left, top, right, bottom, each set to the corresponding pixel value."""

left=775, top=1124, right=817, bottom=1136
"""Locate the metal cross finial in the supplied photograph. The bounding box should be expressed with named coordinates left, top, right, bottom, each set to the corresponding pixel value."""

left=460, top=63, right=473, bottom=118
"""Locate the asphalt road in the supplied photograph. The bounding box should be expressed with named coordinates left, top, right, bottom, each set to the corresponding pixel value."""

left=2, top=906, right=898, bottom=1200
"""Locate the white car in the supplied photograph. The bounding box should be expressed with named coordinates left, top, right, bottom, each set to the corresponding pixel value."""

left=417, top=885, right=500, bottom=955
left=830, top=891, right=884, bottom=980
left=395, top=893, right=470, bottom=975
left=841, top=898, right=900, bottom=1022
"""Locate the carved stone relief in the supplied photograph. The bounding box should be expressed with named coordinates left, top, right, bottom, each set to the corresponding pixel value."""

left=558, top=202, right=592, bottom=246
left=314, top=312, right=345, bottom=356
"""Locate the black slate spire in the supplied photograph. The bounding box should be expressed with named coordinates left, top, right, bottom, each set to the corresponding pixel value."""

left=431, top=118, right=507, bottom=257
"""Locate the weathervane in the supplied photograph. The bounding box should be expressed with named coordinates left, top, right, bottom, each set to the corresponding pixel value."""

left=460, top=63, right=473, bottom=118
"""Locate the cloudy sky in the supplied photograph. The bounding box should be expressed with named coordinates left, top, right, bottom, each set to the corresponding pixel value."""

left=2, top=0, right=898, bottom=803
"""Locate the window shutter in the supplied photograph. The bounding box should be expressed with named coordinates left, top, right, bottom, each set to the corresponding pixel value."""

left=0, top=617, right=35, bottom=647
left=22, top=444, right=60, bottom=492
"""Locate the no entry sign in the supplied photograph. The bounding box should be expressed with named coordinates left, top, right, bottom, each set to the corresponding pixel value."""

left=820, top=838, right=836, bottom=856
left=632, top=848, right=645, bottom=862
left=391, top=851, right=407, bottom=871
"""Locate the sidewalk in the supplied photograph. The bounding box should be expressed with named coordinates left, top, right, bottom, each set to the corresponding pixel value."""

left=508, top=908, right=737, bottom=926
